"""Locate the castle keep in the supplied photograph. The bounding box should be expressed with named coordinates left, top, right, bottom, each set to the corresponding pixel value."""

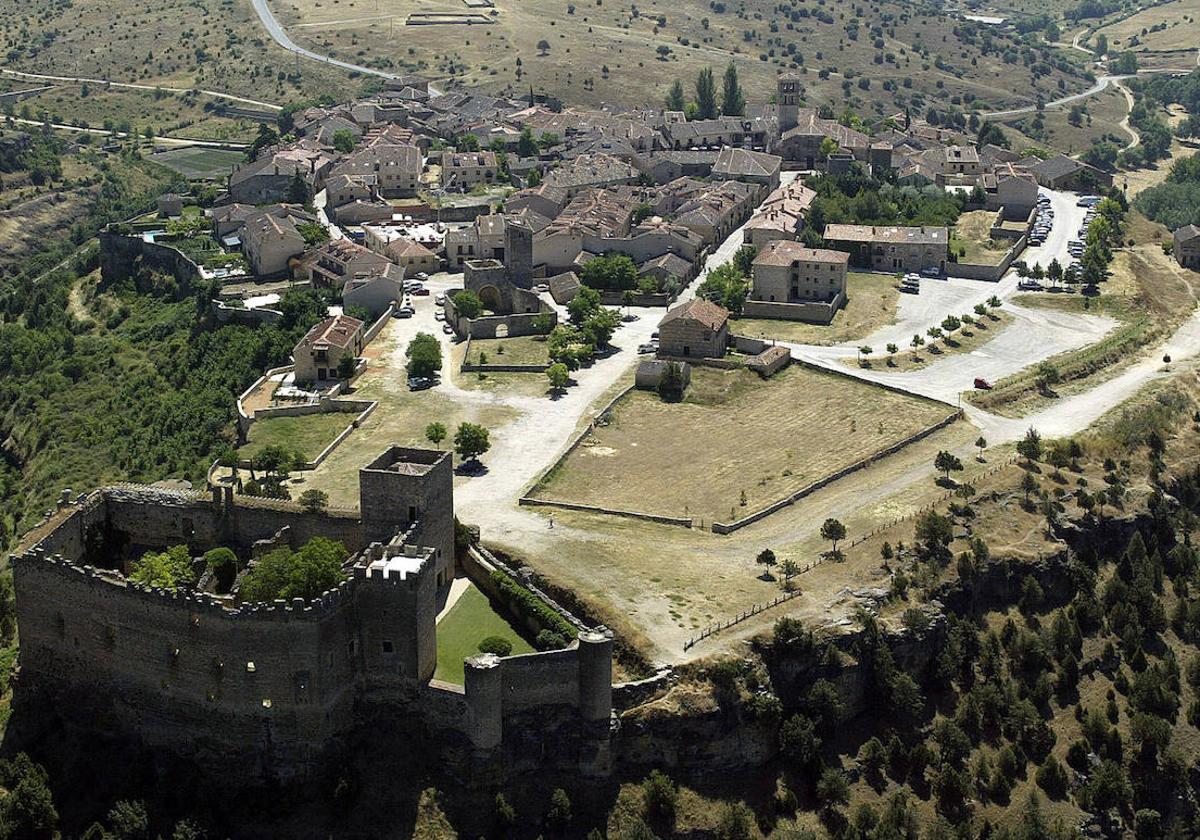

left=10, top=446, right=614, bottom=783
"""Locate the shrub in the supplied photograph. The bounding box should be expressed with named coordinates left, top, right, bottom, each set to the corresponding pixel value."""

left=478, top=636, right=513, bottom=656
left=239, top=537, right=348, bottom=603
left=535, top=629, right=568, bottom=650
left=203, top=547, right=240, bottom=590
left=129, top=544, right=195, bottom=591
left=641, top=770, right=678, bottom=828
left=490, top=570, right=576, bottom=639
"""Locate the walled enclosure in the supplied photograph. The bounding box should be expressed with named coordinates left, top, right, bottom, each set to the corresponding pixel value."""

left=10, top=446, right=615, bottom=785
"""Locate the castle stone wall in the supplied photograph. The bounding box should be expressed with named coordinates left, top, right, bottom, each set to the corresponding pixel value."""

left=13, top=554, right=360, bottom=781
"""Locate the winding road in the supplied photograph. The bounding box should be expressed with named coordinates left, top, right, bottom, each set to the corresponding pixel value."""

left=250, top=0, right=400, bottom=81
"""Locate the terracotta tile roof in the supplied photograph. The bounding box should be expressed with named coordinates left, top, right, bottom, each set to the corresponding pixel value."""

left=753, top=240, right=848, bottom=267
left=661, top=298, right=729, bottom=332
left=300, top=315, right=364, bottom=350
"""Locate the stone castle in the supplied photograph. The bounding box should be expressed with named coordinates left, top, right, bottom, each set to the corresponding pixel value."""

left=10, top=446, right=614, bottom=783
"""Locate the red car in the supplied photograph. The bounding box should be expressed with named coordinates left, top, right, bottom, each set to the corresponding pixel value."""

left=974, top=377, right=993, bottom=390
left=412, top=287, right=431, bottom=296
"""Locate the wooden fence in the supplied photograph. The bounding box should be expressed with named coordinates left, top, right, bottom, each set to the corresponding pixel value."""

left=682, top=453, right=1020, bottom=649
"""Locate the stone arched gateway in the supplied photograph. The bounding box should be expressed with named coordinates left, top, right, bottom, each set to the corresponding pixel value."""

left=478, top=284, right=503, bottom=313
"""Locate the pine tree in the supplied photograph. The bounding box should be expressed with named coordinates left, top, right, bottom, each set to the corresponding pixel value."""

left=721, top=61, right=745, bottom=116
left=665, top=79, right=686, bottom=111
left=695, top=67, right=717, bottom=119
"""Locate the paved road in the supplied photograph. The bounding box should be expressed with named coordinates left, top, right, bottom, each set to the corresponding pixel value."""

left=0, top=68, right=281, bottom=110
left=982, top=67, right=1196, bottom=120
left=250, top=0, right=400, bottom=81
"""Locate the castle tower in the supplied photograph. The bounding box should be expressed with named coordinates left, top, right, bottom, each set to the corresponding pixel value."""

left=359, top=446, right=455, bottom=585
left=503, top=216, right=534, bottom=289
left=777, top=73, right=801, bottom=134
left=576, top=626, right=614, bottom=724
left=356, top=543, right=440, bottom=686
left=463, top=653, right=504, bottom=751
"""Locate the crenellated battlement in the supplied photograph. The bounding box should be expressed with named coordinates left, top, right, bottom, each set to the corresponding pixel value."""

left=10, top=445, right=615, bottom=786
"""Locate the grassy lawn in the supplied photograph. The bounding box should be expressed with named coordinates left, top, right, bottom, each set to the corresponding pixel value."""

left=951, top=210, right=1013, bottom=266
left=434, top=584, right=533, bottom=684
left=968, top=240, right=1197, bottom=417
left=853, top=311, right=1013, bottom=372
left=532, top=365, right=955, bottom=523
left=465, top=335, right=550, bottom=367
left=240, top=412, right=355, bottom=463
left=732, top=271, right=899, bottom=345
left=150, top=147, right=247, bottom=180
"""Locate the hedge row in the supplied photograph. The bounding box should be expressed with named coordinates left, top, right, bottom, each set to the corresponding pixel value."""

left=490, top=570, right=577, bottom=640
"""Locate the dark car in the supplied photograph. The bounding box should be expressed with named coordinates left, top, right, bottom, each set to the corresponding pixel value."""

left=974, top=377, right=993, bottom=390
left=407, top=376, right=434, bottom=391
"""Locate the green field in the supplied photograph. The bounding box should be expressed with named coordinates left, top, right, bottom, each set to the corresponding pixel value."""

left=150, top=147, right=247, bottom=181
left=240, top=412, right=355, bottom=464
left=434, top=584, right=534, bottom=684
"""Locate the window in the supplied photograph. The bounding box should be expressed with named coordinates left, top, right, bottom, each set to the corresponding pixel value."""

left=381, top=640, right=394, bottom=654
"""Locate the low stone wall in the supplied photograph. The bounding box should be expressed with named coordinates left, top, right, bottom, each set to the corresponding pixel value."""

left=236, top=364, right=295, bottom=438
left=99, top=230, right=204, bottom=290
left=711, top=408, right=962, bottom=534
left=613, top=668, right=673, bottom=710
left=599, top=290, right=675, bottom=307
left=517, top=497, right=694, bottom=528
left=462, top=545, right=589, bottom=633
left=989, top=205, right=1034, bottom=241
left=519, top=384, right=634, bottom=501
left=362, top=304, right=395, bottom=344
left=211, top=300, right=282, bottom=325
left=239, top=400, right=377, bottom=470
left=741, top=290, right=845, bottom=324
left=951, top=218, right=1028, bottom=282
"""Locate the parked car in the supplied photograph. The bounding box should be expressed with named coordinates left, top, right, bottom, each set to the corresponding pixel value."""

left=974, top=377, right=993, bottom=390
left=534, top=284, right=550, bottom=293
left=1018, top=280, right=1044, bottom=291
left=408, top=376, right=435, bottom=390
left=395, top=307, right=414, bottom=319
left=919, top=266, right=944, bottom=279
left=442, top=323, right=454, bottom=335
left=412, top=287, right=431, bottom=296
left=650, top=330, right=660, bottom=340
left=414, top=272, right=430, bottom=281
left=435, top=294, right=446, bottom=305
left=637, top=343, right=658, bottom=354
left=434, top=310, right=445, bottom=322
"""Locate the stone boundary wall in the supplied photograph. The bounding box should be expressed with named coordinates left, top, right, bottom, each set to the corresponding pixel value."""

left=235, top=397, right=376, bottom=471
left=599, top=290, right=675, bottom=307
left=741, top=289, right=845, bottom=324
left=711, top=409, right=962, bottom=534
left=363, top=304, right=396, bottom=344
left=458, top=335, right=552, bottom=374
left=518, top=382, right=639, bottom=500
left=462, top=544, right=589, bottom=633
left=99, top=230, right=204, bottom=289
left=990, top=205, right=1035, bottom=241
left=951, top=210, right=1029, bottom=282
left=237, top=364, right=294, bottom=437
left=612, top=668, right=673, bottom=710
left=211, top=300, right=283, bottom=325
left=517, top=497, right=694, bottom=528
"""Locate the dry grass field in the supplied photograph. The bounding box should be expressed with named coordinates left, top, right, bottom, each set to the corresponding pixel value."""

left=855, top=310, right=1013, bottom=372
left=0, top=0, right=361, bottom=118
left=1001, top=86, right=1134, bottom=155
left=295, top=320, right=518, bottom=507
left=951, top=210, right=1014, bottom=265
left=240, top=412, right=354, bottom=462
left=732, top=271, right=899, bottom=346
left=1094, top=1, right=1199, bottom=53
left=531, top=364, right=954, bottom=523
left=273, top=0, right=1092, bottom=111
